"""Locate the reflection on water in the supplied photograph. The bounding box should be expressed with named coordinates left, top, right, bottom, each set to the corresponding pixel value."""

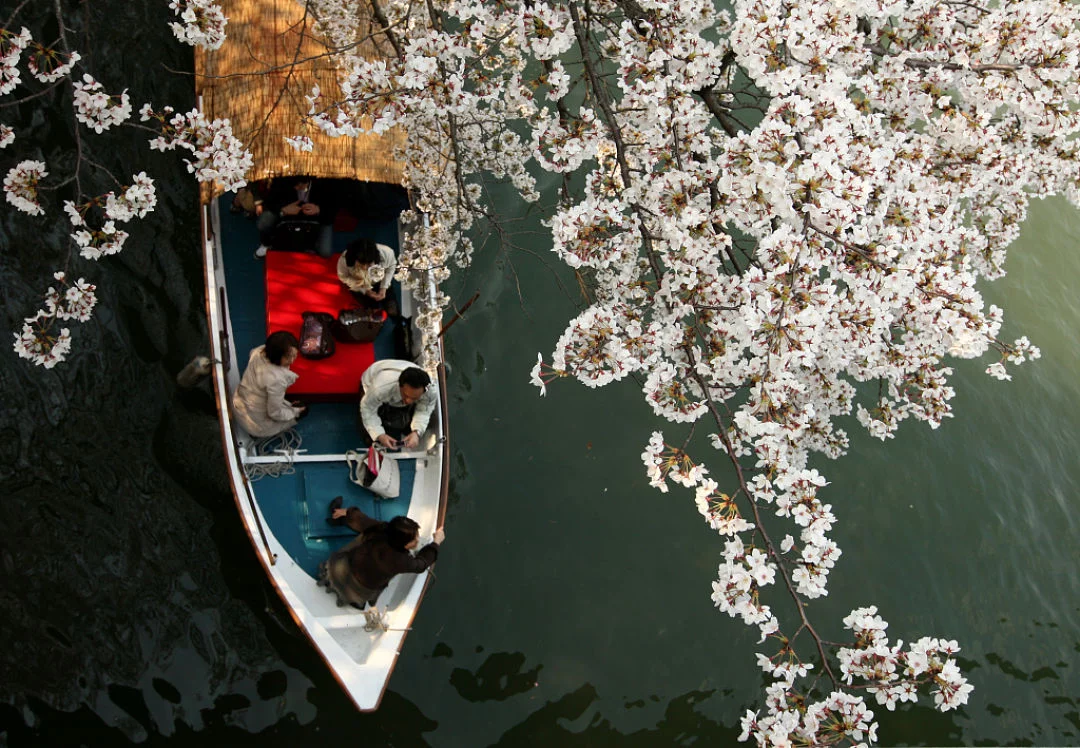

left=491, top=686, right=740, bottom=746
left=450, top=652, right=542, bottom=703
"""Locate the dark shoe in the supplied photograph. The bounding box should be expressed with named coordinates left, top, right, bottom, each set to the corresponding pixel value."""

left=328, top=495, right=344, bottom=525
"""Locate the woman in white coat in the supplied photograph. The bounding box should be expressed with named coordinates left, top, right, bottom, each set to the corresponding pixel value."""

left=337, top=237, right=396, bottom=309
left=231, top=331, right=307, bottom=437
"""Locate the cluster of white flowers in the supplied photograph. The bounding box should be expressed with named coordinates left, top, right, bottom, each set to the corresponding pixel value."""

left=42, top=271, right=98, bottom=322
left=142, top=104, right=252, bottom=190
left=741, top=689, right=878, bottom=747
left=27, top=47, right=80, bottom=83
left=3, top=159, right=48, bottom=215
left=2, top=17, right=253, bottom=370
left=640, top=431, right=668, bottom=491
left=303, top=0, right=544, bottom=371
left=103, top=172, right=157, bottom=222
left=836, top=606, right=973, bottom=712
left=13, top=316, right=71, bottom=369
left=59, top=175, right=156, bottom=260
left=13, top=272, right=96, bottom=369
left=284, top=134, right=313, bottom=152
left=302, top=0, right=1080, bottom=741
left=0, top=26, right=31, bottom=95
left=73, top=221, right=128, bottom=260
left=168, top=0, right=227, bottom=50
left=712, top=536, right=779, bottom=641
left=72, top=74, right=132, bottom=133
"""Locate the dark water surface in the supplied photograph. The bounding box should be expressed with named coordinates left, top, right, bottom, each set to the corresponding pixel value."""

left=2, top=3, right=1079, bottom=746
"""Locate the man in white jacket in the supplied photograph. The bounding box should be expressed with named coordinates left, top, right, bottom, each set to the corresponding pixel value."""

left=359, top=359, right=438, bottom=449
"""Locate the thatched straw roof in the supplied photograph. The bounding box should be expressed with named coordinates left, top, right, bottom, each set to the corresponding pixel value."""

left=195, top=0, right=403, bottom=199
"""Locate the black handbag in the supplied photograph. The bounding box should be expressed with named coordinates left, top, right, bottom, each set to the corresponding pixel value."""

left=273, top=219, right=321, bottom=252
left=299, top=311, right=336, bottom=359
left=333, top=308, right=386, bottom=343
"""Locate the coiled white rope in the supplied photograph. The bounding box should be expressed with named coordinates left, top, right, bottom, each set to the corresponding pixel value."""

left=243, top=429, right=303, bottom=481
left=363, top=605, right=390, bottom=633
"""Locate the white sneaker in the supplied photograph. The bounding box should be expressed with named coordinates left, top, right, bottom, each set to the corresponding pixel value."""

left=254, top=245, right=269, bottom=258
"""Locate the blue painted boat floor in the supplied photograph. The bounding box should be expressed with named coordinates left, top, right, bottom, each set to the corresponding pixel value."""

left=250, top=460, right=416, bottom=577
left=218, top=193, right=411, bottom=578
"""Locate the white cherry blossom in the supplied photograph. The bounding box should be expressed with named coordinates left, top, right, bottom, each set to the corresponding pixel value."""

left=72, top=74, right=132, bottom=133
left=4, top=160, right=48, bottom=215
left=27, top=48, right=80, bottom=83
left=168, top=0, right=227, bottom=50
left=0, top=27, right=32, bottom=95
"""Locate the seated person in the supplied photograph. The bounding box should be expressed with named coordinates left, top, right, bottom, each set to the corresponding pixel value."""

left=359, top=360, right=437, bottom=449
left=337, top=238, right=397, bottom=311
left=253, top=176, right=334, bottom=258
left=318, top=503, right=445, bottom=609
left=232, top=331, right=307, bottom=437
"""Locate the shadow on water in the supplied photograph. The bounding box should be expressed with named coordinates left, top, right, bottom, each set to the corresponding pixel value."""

left=489, top=685, right=739, bottom=747
left=450, top=652, right=543, bottom=703
left=871, top=703, right=968, bottom=747
left=0, top=689, right=437, bottom=747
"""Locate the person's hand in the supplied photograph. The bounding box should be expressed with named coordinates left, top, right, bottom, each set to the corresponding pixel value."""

left=281, top=201, right=301, bottom=216
left=332, top=508, right=348, bottom=520
left=368, top=288, right=386, bottom=301
left=376, top=434, right=397, bottom=448
left=402, top=431, right=420, bottom=449
left=300, top=202, right=320, bottom=217
left=433, top=528, right=445, bottom=544
left=255, top=203, right=263, bottom=216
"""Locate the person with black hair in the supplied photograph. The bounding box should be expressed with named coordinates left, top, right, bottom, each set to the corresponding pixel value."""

left=231, top=331, right=307, bottom=437
left=358, top=359, right=437, bottom=449
left=337, top=237, right=397, bottom=309
left=318, top=501, right=445, bottom=609
left=253, top=176, right=335, bottom=258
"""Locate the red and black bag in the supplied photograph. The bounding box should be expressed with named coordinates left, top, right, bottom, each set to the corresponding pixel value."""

left=299, top=311, right=336, bottom=359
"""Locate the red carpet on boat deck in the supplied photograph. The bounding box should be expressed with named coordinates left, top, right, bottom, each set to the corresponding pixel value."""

left=265, top=251, right=373, bottom=397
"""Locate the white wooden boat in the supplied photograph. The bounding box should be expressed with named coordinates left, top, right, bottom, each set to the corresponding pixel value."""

left=195, top=0, right=449, bottom=711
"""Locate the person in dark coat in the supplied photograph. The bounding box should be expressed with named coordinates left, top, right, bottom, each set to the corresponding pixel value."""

left=253, top=176, right=335, bottom=258
left=318, top=501, right=444, bottom=609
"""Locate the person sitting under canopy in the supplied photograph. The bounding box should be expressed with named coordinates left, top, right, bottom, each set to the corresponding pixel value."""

left=337, top=237, right=397, bottom=311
